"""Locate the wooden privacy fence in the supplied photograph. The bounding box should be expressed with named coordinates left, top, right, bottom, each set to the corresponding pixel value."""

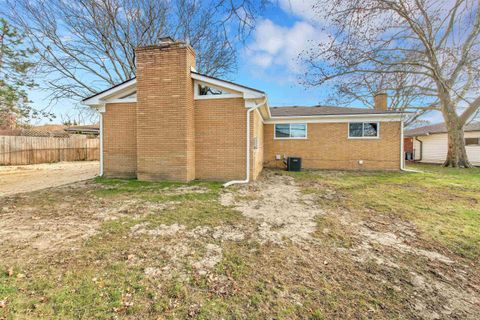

left=0, top=135, right=100, bottom=165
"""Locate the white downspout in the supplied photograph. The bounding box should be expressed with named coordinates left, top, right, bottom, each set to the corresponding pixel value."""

left=400, top=119, right=404, bottom=170
left=223, top=97, right=266, bottom=187
left=98, top=104, right=105, bottom=177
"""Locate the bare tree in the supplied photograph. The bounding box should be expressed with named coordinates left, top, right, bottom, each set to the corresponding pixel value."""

left=4, top=0, right=264, bottom=102
left=326, top=71, right=435, bottom=126
left=303, top=0, right=480, bottom=167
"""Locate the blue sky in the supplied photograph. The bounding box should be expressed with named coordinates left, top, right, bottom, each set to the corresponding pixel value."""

left=28, top=0, right=444, bottom=125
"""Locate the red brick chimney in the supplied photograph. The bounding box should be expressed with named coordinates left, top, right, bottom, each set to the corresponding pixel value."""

left=135, top=39, right=196, bottom=181
left=374, top=92, right=388, bottom=111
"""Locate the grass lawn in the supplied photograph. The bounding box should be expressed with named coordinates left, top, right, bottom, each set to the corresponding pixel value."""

left=1, top=164, right=479, bottom=319
left=293, top=163, right=480, bottom=259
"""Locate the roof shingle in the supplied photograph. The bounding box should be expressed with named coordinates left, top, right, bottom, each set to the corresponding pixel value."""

left=404, top=122, right=480, bottom=136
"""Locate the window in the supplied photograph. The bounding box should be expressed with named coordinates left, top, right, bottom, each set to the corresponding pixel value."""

left=198, top=84, right=225, bottom=95
left=274, top=123, right=307, bottom=139
left=465, top=137, right=480, bottom=146
left=349, top=122, right=379, bottom=138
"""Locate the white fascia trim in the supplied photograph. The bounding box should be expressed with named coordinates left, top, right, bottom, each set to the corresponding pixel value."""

left=265, top=114, right=403, bottom=124
left=255, top=108, right=265, bottom=124
left=106, top=98, right=137, bottom=104
left=82, top=78, right=137, bottom=106
left=191, top=73, right=264, bottom=100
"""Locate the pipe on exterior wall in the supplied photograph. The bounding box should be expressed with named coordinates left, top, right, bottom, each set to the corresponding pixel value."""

left=223, top=97, right=267, bottom=187
left=400, top=120, right=405, bottom=170
left=98, top=104, right=105, bottom=177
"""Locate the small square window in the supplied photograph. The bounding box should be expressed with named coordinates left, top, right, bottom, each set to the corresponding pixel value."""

left=465, top=137, right=480, bottom=146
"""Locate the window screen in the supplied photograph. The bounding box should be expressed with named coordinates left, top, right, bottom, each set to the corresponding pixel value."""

left=274, top=124, right=307, bottom=139
left=349, top=122, right=380, bottom=138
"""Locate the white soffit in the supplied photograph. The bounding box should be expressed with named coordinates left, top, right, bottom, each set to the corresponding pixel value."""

left=82, top=78, right=137, bottom=106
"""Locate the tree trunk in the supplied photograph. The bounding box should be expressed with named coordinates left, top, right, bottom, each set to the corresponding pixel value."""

left=443, top=119, right=473, bottom=168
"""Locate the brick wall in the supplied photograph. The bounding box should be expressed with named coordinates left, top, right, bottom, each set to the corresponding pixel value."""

left=100, top=42, right=402, bottom=181
left=102, top=103, right=137, bottom=178
left=404, top=137, right=413, bottom=153
left=264, top=122, right=401, bottom=170
left=194, top=98, right=248, bottom=181
left=135, top=43, right=196, bottom=182
left=252, top=110, right=264, bottom=179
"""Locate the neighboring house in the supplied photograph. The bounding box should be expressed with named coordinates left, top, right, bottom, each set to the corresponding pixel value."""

left=404, top=122, right=480, bottom=166
left=0, top=124, right=99, bottom=137
left=64, top=125, right=99, bottom=136
left=82, top=38, right=407, bottom=183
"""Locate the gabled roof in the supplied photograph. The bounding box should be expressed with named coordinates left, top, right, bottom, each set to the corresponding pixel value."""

left=404, top=122, right=480, bottom=137
left=82, top=72, right=266, bottom=106
left=191, top=71, right=265, bottom=94
left=82, top=78, right=137, bottom=105
left=270, top=105, right=404, bottom=117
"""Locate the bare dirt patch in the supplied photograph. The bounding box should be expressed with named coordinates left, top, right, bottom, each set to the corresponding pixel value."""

left=0, top=183, right=176, bottom=262
left=0, top=161, right=99, bottom=197
left=128, top=223, right=248, bottom=278
left=215, top=170, right=479, bottom=319
left=221, top=171, right=323, bottom=244
left=327, top=207, right=480, bottom=319
left=1, top=168, right=479, bottom=319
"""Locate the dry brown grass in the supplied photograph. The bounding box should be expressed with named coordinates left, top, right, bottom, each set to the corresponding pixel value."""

left=0, top=165, right=479, bottom=319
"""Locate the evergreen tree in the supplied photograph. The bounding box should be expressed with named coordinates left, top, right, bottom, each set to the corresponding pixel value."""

left=0, top=18, right=42, bottom=127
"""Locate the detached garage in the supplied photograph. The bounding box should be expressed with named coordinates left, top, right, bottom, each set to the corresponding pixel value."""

left=404, top=122, right=480, bottom=166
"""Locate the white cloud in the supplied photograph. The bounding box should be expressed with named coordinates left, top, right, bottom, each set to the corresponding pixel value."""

left=245, top=19, right=326, bottom=74
left=278, top=0, right=319, bottom=22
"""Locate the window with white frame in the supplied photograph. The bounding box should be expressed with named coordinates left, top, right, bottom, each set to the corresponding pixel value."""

left=274, top=123, right=307, bottom=139
left=348, top=122, right=379, bottom=138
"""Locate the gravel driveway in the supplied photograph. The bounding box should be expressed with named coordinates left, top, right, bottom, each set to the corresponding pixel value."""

left=0, top=161, right=99, bottom=197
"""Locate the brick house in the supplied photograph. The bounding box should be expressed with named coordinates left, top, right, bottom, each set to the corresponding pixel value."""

left=83, top=38, right=407, bottom=184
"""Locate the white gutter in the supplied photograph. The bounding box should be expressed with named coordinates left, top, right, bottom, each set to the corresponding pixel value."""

left=223, top=97, right=267, bottom=187
left=400, top=119, right=404, bottom=170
